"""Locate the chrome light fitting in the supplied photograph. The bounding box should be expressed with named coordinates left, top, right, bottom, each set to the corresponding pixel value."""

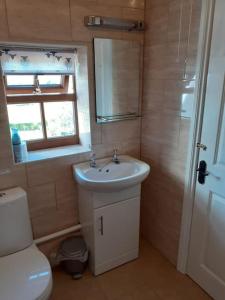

left=84, top=16, right=144, bottom=31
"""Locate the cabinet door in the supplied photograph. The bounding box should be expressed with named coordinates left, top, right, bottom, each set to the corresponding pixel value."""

left=94, top=197, right=140, bottom=275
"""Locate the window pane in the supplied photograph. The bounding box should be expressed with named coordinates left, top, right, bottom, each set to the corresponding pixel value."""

left=44, top=101, right=75, bottom=138
left=68, top=75, right=74, bottom=94
left=38, top=75, right=62, bottom=86
left=7, top=103, right=43, bottom=141
left=6, top=75, right=34, bottom=87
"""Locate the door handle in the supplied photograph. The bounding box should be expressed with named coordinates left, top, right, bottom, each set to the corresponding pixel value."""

left=99, top=216, right=103, bottom=235
left=196, top=143, right=207, bottom=151
left=196, top=160, right=209, bottom=184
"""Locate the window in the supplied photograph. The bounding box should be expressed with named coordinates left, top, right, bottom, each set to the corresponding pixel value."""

left=1, top=48, right=78, bottom=151
left=38, top=75, right=63, bottom=87
left=6, top=74, right=63, bottom=89
left=44, top=101, right=75, bottom=138
left=6, top=74, right=78, bottom=151
left=6, top=75, right=34, bottom=87
left=7, top=103, right=43, bottom=141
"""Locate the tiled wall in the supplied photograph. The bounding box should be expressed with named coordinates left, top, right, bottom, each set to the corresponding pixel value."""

left=0, top=0, right=203, bottom=265
left=0, top=0, right=144, bottom=244
left=1, top=0, right=144, bottom=42
left=141, top=0, right=202, bottom=265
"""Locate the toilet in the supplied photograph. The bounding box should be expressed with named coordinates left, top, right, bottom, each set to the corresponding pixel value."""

left=0, top=187, right=52, bottom=300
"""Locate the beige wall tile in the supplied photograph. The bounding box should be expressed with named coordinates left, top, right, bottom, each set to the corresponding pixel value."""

left=25, top=154, right=85, bottom=187
left=0, top=0, right=143, bottom=244
left=70, top=0, right=145, bottom=42
left=102, top=119, right=141, bottom=144
left=167, top=0, right=191, bottom=43
left=0, top=0, right=204, bottom=270
left=93, top=138, right=140, bottom=160
left=5, top=0, right=72, bottom=41
left=0, top=0, right=9, bottom=39
left=97, top=0, right=145, bottom=9
left=145, top=0, right=170, bottom=9
left=55, top=179, right=78, bottom=217
left=142, top=112, right=180, bottom=146
left=122, top=7, right=144, bottom=20
left=0, top=165, right=27, bottom=190
left=70, top=1, right=123, bottom=41
left=141, top=0, right=202, bottom=265
left=144, top=5, right=168, bottom=46
left=31, top=206, right=78, bottom=238
left=55, top=179, right=77, bottom=204
left=0, top=0, right=202, bottom=268
left=27, top=183, right=57, bottom=218
left=25, top=161, right=57, bottom=187
left=23, top=150, right=92, bottom=236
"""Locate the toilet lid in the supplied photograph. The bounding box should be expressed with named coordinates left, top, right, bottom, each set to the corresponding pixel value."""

left=0, top=247, right=52, bottom=300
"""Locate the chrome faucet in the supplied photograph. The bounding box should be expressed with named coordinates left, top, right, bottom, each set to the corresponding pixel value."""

left=90, top=152, right=97, bottom=168
left=112, top=148, right=120, bottom=164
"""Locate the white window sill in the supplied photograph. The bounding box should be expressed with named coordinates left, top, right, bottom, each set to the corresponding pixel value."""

left=23, top=144, right=91, bottom=163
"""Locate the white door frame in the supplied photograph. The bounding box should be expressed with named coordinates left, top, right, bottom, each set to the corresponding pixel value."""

left=177, top=0, right=215, bottom=273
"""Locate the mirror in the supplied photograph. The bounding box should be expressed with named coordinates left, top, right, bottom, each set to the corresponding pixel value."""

left=94, top=38, right=141, bottom=123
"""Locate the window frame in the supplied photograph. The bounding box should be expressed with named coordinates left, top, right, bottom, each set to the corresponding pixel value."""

left=5, top=74, right=65, bottom=89
left=5, top=75, right=79, bottom=151
left=5, top=75, right=68, bottom=94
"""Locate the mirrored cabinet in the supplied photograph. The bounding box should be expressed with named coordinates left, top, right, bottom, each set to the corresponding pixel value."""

left=94, top=38, right=142, bottom=123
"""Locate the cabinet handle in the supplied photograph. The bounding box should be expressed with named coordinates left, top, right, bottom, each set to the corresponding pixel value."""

left=100, top=216, right=104, bottom=235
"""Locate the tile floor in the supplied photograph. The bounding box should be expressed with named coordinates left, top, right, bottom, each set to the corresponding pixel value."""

left=50, top=240, right=211, bottom=300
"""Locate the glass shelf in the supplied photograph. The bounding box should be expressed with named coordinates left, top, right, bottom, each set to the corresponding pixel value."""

left=96, top=113, right=140, bottom=123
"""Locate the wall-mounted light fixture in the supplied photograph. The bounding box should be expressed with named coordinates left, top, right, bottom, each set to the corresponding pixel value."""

left=84, top=16, right=145, bottom=31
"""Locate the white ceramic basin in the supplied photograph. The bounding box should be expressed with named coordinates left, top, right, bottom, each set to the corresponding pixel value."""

left=73, top=155, right=150, bottom=192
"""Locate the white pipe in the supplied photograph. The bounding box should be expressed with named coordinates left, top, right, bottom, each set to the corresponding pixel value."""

left=34, top=224, right=82, bottom=245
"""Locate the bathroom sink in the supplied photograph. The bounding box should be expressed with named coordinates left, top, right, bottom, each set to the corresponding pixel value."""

left=73, top=155, right=150, bottom=192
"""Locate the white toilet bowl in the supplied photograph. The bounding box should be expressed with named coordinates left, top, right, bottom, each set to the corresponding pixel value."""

left=0, top=244, right=52, bottom=300
left=0, top=187, right=53, bottom=300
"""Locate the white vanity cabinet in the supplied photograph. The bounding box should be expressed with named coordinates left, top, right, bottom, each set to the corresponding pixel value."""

left=78, top=185, right=141, bottom=276
left=74, top=155, right=150, bottom=275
